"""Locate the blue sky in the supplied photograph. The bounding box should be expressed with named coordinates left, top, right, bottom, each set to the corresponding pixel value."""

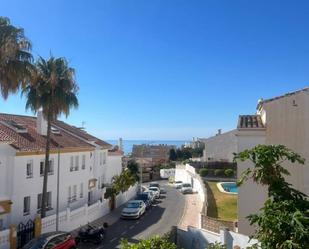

left=1, top=0, right=309, bottom=140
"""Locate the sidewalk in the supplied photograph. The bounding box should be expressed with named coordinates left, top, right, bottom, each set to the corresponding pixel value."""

left=178, top=193, right=203, bottom=230
left=71, top=203, right=125, bottom=236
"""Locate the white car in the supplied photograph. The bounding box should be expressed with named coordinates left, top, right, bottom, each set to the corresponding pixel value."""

left=180, top=183, right=193, bottom=194
left=148, top=186, right=160, bottom=198
left=174, top=181, right=183, bottom=189
left=121, top=200, right=146, bottom=219
left=143, top=190, right=155, bottom=203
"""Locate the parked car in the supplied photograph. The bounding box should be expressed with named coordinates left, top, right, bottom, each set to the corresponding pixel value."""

left=143, top=190, right=155, bottom=203
left=149, top=182, right=160, bottom=190
left=121, top=200, right=146, bottom=219
left=148, top=186, right=160, bottom=198
left=135, top=193, right=152, bottom=208
left=23, top=232, right=76, bottom=249
left=180, top=183, right=193, bottom=194
left=174, top=181, right=183, bottom=189
left=75, top=222, right=108, bottom=245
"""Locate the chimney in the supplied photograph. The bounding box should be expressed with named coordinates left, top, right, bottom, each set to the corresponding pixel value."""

left=217, top=129, right=222, bottom=135
left=37, top=110, right=47, bottom=136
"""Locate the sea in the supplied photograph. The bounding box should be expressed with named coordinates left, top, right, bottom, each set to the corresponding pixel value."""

left=107, top=140, right=188, bottom=155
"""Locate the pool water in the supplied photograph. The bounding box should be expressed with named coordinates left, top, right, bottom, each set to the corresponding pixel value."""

left=221, top=182, right=238, bottom=193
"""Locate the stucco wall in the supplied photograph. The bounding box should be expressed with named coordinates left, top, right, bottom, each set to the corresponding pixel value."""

left=262, top=91, right=309, bottom=195
left=203, top=130, right=237, bottom=162
left=236, top=130, right=266, bottom=236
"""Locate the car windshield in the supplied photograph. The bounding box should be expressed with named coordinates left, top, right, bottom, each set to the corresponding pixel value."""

left=175, top=181, right=182, bottom=184
left=127, top=202, right=140, bottom=208
left=182, top=184, right=191, bottom=187
left=136, top=194, right=148, bottom=200
left=150, top=183, right=159, bottom=188
left=149, top=187, right=158, bottom=191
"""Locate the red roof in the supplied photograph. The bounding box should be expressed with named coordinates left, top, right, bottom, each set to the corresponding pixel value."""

left=0, top=113, right=111, bottom=152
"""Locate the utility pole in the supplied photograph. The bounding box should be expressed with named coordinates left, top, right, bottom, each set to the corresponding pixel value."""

left=56, top=144, right=60, bottom=231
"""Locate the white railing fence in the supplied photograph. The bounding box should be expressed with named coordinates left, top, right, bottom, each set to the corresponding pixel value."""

left=42, top=184, right=138, bottom=233
left=0, top=229, right=9, bottom=249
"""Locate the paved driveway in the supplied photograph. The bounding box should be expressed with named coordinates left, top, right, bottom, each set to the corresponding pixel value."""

left=77, top=181, right=185, bottom=249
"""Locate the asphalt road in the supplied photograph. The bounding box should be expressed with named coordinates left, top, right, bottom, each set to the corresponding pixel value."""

left=78, top=181, right=185, bottom=249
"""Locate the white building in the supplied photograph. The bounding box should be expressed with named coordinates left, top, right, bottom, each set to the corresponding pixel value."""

left=0, top=112, right=123, bottom=230
left=201, top=87, right=309, bottom=236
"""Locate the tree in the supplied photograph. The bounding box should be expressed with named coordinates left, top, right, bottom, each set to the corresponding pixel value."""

left=169, top=148, right=177, bottom=161
left=23, top=56, right=78, bottom=218
left=234, top=145, right=309, bottom=249
left=0, top=16, right=32, bottom=99
left=127, top=160, right=140, bottom=181
left=120, top=237, right=176, bottom=249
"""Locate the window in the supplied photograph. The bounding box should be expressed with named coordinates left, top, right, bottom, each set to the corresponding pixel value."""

left=98, top=177, right=101, bottom=190
left=47, top=192, right=52, bottom=209
left=37, top=193, right=42, bottom=210
left=48, top=159, right=54, bottom=175
left=40, top=159, right=54, bottom=175
left=40, top=161, right=44, bottom=176
left=70, top=156, right=74, bottom=171
left=73, top=185, right=77, bottom=201
left=26, top=160, right=33, bottom=178
left=80, top=183, right=83, bottom=198
left=75, top=156, right=79, bottom=171
left=23, top=196, right=30, bottom=215
left=103, top=152, right=106, bottom=164
left=68, top=186, right=71, bottom=204
left=82, top=155, right=86, bottom=170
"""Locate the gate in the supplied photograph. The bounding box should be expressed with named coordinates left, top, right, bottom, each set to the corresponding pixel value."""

left=17, top=219, right=34, bottom=248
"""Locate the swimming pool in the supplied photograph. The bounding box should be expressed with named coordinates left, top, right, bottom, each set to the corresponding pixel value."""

left=217, top=182, right=238, bottom=195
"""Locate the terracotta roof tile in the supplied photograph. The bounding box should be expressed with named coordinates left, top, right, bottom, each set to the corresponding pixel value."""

left=237, top=115, right=265, bottom=129
left=0, top=113, right=110, bottom=152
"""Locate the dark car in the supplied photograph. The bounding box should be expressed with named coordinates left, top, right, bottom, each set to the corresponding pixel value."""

left=23, top=232, right=76, bottom=249
left=135, top=193, right=151, bottom=208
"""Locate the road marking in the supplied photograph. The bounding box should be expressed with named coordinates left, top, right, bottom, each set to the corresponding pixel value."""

left=110, top=238, right=117, bottom=243
left=136, top=221, right=140, bottom=224
left=129, top=225, right=134, bottom=229
left=121, top=231, right=127, bottom=235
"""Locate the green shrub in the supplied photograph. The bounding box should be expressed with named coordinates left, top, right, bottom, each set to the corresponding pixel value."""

left=224, top=169, right=234, bottom=177
left=207, top=242, right=227, bottom=249
left=200, top=168, right=209, bottom=177
left=214, top=169, right=224, bottom=176
left=120, top=237, right=176, bottom=249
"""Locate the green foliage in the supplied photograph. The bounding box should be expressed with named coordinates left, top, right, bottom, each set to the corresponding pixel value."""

left=234, top=144, right=309, bottom=249
left=0, top=16, right=33, bottom=99
left=112, top=169, right=136, bottom=195
left=120, top=237, right=176, bottom=249
left=214, top=169, right=224, bottom=176
left=224, top=168, right=234, bottom=177
left=200, top=168, right=209, bottom=177
left=206, top=242, right=227, bottom=249
left=127, top=160, right=140, bottom=181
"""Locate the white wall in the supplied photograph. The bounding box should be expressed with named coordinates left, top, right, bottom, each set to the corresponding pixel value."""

left=175, top=164, right=205, bottom=204
left=0, top=228, right=9, bottom=249
left=236, top=129, right=266, bottom=236
left=177, top=226, right=258, bottom=249
left=105, top=155, right=122, bottom=184
left=10, top=151, right=93, bottom=226
left=203, top=130, right=237, bottom=162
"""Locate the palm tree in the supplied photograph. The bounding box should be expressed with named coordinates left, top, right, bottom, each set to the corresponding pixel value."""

left=0, top=16, right=32, bottom=99
left=23, top=56, right=78, bottom=218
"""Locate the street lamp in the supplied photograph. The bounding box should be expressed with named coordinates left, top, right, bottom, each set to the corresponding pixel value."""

left=56, top=144, right=60, bottom=231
